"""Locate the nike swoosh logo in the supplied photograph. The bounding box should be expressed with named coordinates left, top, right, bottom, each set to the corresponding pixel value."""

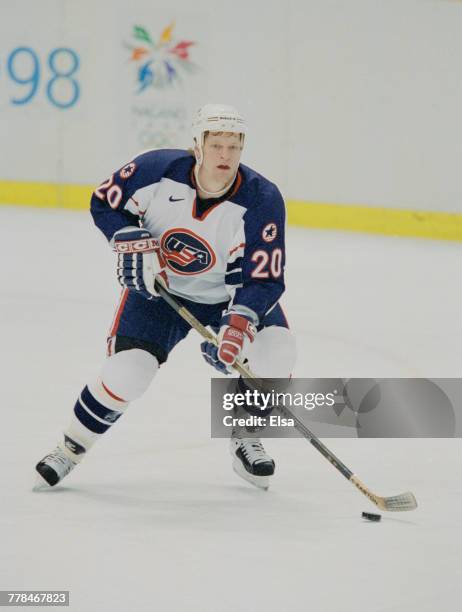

left=169, top=196, right=184, bottom=202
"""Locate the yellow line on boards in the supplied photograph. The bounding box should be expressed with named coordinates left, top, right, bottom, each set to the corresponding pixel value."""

left=287, top=200, right=462, bottom=242
left=1, top=180, right=462, bottom=241
left=0, top=180, right=93, bottom=210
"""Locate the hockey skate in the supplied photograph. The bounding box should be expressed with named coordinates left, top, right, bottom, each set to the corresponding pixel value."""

left=230, top=437, right=275, bottom=490
left=34, top=438, right=83, bottom=488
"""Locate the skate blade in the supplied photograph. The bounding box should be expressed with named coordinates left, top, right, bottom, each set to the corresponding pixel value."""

left=232, top=459, right=270, bottom=490
left=32, top=472, right=53, bottom=492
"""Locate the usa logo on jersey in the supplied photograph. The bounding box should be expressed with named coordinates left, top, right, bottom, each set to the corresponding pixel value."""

left=161, top=228, right=216, bottom=275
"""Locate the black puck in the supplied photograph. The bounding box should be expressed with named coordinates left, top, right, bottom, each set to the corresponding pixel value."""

left=362, top=511, right=381, bottom=522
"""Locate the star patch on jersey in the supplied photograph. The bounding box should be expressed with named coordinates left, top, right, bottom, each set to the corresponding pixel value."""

left=161, top=228, right=217, bottom=275
left=262, top=222, right=277, bottom=243
left=120, top=162, right=136, bottom=179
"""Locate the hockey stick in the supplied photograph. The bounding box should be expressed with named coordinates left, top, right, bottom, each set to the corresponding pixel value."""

left=154, top=279, right=418, bottom=512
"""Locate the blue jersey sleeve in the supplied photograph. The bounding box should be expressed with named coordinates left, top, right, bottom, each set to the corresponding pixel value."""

left=231, top=184, right=286, bottom=322
left=90, top=149, right=189, bottom=242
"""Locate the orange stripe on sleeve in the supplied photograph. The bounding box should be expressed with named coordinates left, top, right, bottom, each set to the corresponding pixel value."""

left=229, top=242, right=245, bottom=257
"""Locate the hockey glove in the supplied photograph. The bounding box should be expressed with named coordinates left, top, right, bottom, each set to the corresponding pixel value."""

left=113, top=227, right=168, bottom=300
left=201, top=312, right=256, bottom=374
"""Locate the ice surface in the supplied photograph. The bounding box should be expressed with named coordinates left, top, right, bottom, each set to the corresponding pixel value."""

left=1, top=207, right=461, bottom=611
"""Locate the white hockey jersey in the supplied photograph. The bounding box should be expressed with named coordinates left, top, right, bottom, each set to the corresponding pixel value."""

left=91, top=149, right=286, bottom=323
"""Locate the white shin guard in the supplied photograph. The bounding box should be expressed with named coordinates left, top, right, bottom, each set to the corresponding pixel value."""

left=100, top=349, right=159, bottom=401
left=245, top=326, right=297, bottom=378
left=64, top=349, right=159, bottom=457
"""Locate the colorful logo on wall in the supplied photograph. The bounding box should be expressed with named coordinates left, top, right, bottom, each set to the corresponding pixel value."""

left=125, top=23, right=197, bottom=93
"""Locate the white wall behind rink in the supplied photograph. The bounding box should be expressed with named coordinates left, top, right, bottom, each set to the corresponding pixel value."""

left=1, top=0, right=461, bottom=212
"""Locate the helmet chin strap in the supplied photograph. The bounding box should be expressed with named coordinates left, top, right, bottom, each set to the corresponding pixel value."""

left=193, top=164, right=237, bottom=199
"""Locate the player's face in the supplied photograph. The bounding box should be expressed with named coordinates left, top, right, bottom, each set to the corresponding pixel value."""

left=201, top=132, right=243, bottom=183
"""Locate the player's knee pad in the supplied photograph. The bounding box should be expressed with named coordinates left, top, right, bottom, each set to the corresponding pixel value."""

left=101, top=349, right=159, bottom=401
left=246, top=326, right=297, bottom=378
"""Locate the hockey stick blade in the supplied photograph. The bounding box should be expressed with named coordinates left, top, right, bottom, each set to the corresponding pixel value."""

left=280, top=402, right=419, bottom=513
left=351, top=476, right=417, bottom=511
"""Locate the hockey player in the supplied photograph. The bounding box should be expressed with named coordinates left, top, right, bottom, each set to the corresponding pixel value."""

left=35, top=104, right=296, bottom=490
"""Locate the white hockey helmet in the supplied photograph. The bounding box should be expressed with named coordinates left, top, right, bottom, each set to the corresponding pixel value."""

left=191, top=104, right=246, bottom=164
